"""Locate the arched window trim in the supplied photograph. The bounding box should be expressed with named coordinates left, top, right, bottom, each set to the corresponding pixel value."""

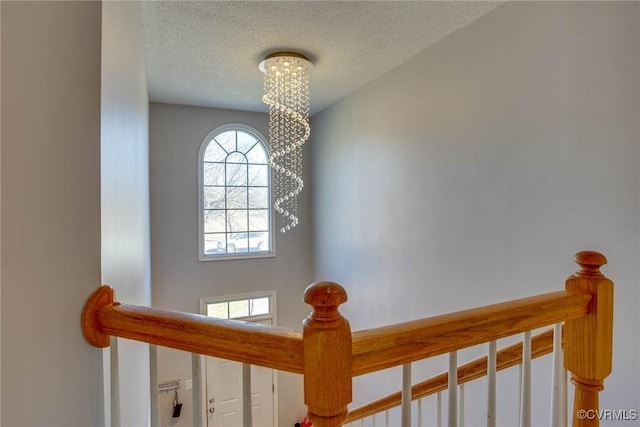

left=198, top=123, right=275, bottom=261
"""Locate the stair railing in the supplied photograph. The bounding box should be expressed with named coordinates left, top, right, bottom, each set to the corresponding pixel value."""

left=81, top=251, right=613, bottom=427
left=344, top=328, right=556, bottom=424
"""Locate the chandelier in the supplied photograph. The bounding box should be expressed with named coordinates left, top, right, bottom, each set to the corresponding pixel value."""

left=259, top=52, right=313, bottom=233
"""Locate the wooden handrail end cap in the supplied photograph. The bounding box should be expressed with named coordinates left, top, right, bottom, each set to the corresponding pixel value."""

left=81, top=285, right=114, bottom=348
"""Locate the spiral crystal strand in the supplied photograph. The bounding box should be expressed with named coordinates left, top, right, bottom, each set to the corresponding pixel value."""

left=260, top=53, right=312, bottom=232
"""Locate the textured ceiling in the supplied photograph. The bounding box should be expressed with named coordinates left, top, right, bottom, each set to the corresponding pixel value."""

left=141, top=1, right=501, bottom=115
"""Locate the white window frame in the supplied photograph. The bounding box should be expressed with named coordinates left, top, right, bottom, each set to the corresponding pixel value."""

left=198, top=123, right=275, bottom=261
left=199, top=290, right=277, bottom=323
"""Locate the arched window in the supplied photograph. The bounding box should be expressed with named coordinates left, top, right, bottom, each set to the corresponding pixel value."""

left=199, top=124, right=273, bottom=260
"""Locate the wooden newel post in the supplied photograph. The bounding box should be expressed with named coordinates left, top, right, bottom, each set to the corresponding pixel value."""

left=564, top=251, right=613, bottom=427
left=303, top=282, right=352, bottom=427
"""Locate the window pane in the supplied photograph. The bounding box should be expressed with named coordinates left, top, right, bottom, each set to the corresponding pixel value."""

left=246, top=144, right=267, bottom=164
left=248, top=187, right=268, bottom=209
left=226, top=232, right=248, bottom=253
left=237, top=131, right=258, bottom=154
left=248, top=164, right=268, bottom=186
left=204, top=233, right=226, bottom=254
left=204, top=142, right=227, bottom=162
left=204, top=210, right=226, bottom=233
left=207, top=302, right=228, bottom=319
left=204, top=187, right=225, bottom=209
left=215, top=131, right=236, bottom=153
left=226, top=163, right=247, bottom=186
left=250, top=297, right=270, bottom=316
left=249, top=210, right=269, bottom=231
left=204, top=163, right=225, bottom=186
left=226, top=187, right=247, bottom=209
left=227, top=152, right=246, bottom=164
left=248, top=232, right=269, bottom=252
left=229, top=300, right=249, bottom=318
left=227, top=210, right=248, bottom=232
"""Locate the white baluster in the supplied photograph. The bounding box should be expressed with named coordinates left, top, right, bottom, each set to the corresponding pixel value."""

left=520, top=331, right=532, bottom=427
left=402, top=363, right=412, bottom=427
left=437, top=391, right=442, bottom=427
left=150, top=345, right=159, bottom=427
left=417, top=398, right=423, bottom=427
left=459, top=383, right=465, bottom=427
left=242, top=363, right=252, bottom=427
left=487, top=340, right=497, bottom=427
left=191, top=353, right=202, bottom=427
left=449, top=351, right=458, bottom=427
left=111, top=337, right=120, bottom=427
left=561, top=361, right=568, bottom=427
left=385, top=409, right=390, bottom=427
left=550, top=323, right=567, bottom=427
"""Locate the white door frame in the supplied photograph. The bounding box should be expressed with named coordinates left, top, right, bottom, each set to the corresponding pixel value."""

left=198, top=291, right=278, bottom=427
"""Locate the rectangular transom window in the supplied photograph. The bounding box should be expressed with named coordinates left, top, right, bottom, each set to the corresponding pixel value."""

left=201, top=292, right=275, bottom=322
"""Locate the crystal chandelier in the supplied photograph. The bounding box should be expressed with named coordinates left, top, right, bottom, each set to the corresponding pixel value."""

left=259, top=52, right=313, bottom=233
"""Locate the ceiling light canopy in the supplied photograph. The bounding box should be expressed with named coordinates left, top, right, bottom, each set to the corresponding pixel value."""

left=260, top=52, right=313, bottom=233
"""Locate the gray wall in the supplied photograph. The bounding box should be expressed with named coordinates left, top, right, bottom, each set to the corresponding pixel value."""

left=312, top=1, right=639, bottom=424
left=0, top=3, right=4, bottom=421
left=0, top=2, right=150, bottom=425
left=149, top=103, right=313, bottom=426
left=1, top=2, right=103, bottom=425
left=102, top=2, right=151, bottom=426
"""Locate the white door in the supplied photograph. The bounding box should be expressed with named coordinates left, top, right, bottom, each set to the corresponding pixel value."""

left=207, top=358, right=243, bottom=426
left=202, top=293, right=277, bottom=427
left=248, top=361, right=274, bottom=425
left=206, top=320, right=276, bottom=427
